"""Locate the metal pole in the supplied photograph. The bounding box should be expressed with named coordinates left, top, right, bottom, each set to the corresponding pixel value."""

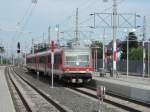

left=134, top=13, right=137, bottom=29
left=94, top=13, right=96, bottom=28
left=12, top=54, right=14, bottom=65
left=48, top=26, right=51, bottom=46
left=112, top=0, right=117, bottom=76
left=51, top=52, right=54, bottom=88
left=32, top=39, right=34, bottom=54
left=18, top=53, right=19, bottom=67
left=96, top=48, right=97, bottom=72
left=0, top=55, right=2, bottom=65
left=24, top=52, right=26, bottom=66
left=143, top=16, right=146, bottom=77
left=94, top=50, right=95, bottom=72
left=143, top=41, right=145, bottom=77
left=98, top=97, right=101, bottom=112
left=148, top=40, right=150, bottom=78
left=75, top=8, right=79, bottom=46
left=127, top=35, right=129, bottom=77
left=103, top=29, right=105, bottom=69
left=57, top=25, right=60, bottom=46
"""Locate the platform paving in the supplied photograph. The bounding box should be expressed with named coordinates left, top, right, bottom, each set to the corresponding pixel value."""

left=93, top=72, right=150, bottom=87
left=92, top=72, right=150, bottom=103
left=0, top=66, right=16, bottom=112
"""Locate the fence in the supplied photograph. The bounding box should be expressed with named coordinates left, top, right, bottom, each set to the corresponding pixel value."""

left=95, top=59, right=150, bottom=77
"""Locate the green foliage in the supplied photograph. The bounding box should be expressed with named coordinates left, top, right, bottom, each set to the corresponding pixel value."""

left=120, top=32, right=139, bottom=60
left=129, top=48, right=143, bottom=60
left=128, top=32, right=138, bottom=48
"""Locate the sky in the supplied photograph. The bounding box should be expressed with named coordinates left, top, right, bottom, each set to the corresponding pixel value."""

left=0, top=0, right=150, bottom=57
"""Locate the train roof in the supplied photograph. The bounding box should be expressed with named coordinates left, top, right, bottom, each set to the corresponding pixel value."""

left=27, top=46, right=90, bottom=58
left=27, top=48, right=63, bottom=58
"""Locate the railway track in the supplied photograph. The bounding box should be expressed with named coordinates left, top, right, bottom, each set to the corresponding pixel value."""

left=13, top=67, right=123, bottom=112
left=85, top=85, right=150, bottom=107
left=6, top=67, right=69, bottom=112
left=5, top=67, right=31, bottom=112
left=13, top=67, right=150, bottom=112
left=68, top=86, right=150, bottom=112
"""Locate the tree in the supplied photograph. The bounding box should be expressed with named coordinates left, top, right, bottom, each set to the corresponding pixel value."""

left=120, top=32, right=139, bottom=60
left=129, top=48, right=143, bottom=60
left=90, top=41, right=103, bottom=59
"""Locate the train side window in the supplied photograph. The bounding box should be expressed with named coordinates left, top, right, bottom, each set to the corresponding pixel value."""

left=42, top=56, right=45, bottom=63
left=39, top=56, right=44, bottom=63
left=48, top=53, right=61, bottom=64
left=48, top=54, right=51, bottom=63
left=54, top=54, right=58, bottom=64
left=39, top=57, right=41, bottom=63
left=54, top=53, right=62, bottom=64
left=58, top=54, right=62, bottom=64
left=34, top=57, right=36, bottom=63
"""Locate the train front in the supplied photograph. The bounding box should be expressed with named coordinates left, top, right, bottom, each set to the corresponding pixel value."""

left=62, top=48, right=93, bottom=83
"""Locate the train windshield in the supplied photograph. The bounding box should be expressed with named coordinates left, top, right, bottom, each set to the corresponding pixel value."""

left=64, top=51, right=89, bottom=66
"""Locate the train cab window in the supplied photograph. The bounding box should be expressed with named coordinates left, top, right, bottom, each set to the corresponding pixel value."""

left=39, top=56, right=45, bottom=63
left=64, top=52, right=89, bottom=66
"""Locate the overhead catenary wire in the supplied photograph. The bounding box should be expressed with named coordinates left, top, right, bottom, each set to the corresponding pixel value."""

left=10, top=2, right=37, bottom=56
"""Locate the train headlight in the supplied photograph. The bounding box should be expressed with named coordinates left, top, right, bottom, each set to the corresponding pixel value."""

left=72, top=79, right=76, bottom=83
left=86, top=69, right=89, bottom=72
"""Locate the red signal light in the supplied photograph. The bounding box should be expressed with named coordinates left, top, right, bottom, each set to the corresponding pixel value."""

left=50, top=40, right=55, bottom=52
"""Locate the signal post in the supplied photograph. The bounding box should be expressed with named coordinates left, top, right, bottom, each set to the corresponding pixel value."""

left=17, top=42, right=20, bottom=67
left=50, top=40, right=55, bottom=88
left=97, top=86, right=106, bottom=112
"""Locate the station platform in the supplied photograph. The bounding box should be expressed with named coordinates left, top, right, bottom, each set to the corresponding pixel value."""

left=0, top=66, right=16, bottom=112
left=91, top=72, right=150, bottom=103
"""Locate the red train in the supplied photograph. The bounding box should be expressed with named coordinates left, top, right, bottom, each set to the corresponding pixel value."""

left=26, top=47, right=93, bottom=83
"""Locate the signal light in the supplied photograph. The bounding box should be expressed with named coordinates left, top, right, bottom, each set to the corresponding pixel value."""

left=17, top=50, right=20, bottom=53
left=50, top=40, right=55, bottom=52
left=17, top=42, right=20, bottom=53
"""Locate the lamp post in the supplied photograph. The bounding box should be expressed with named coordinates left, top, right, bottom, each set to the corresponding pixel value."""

left=125, top=29, right=137, bottom=77
left=55, top=25, right=60, bottom=47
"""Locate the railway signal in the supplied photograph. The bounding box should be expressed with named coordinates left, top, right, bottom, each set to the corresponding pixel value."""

left=17, top=42, right=21, bottom=67
left=17, top=42, right=20, bottom=53
left=50, top=40, right=55, bottom=52
left=97, top=86, right=106, bottom=112
left=50, top=40, right=55, bottom=88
